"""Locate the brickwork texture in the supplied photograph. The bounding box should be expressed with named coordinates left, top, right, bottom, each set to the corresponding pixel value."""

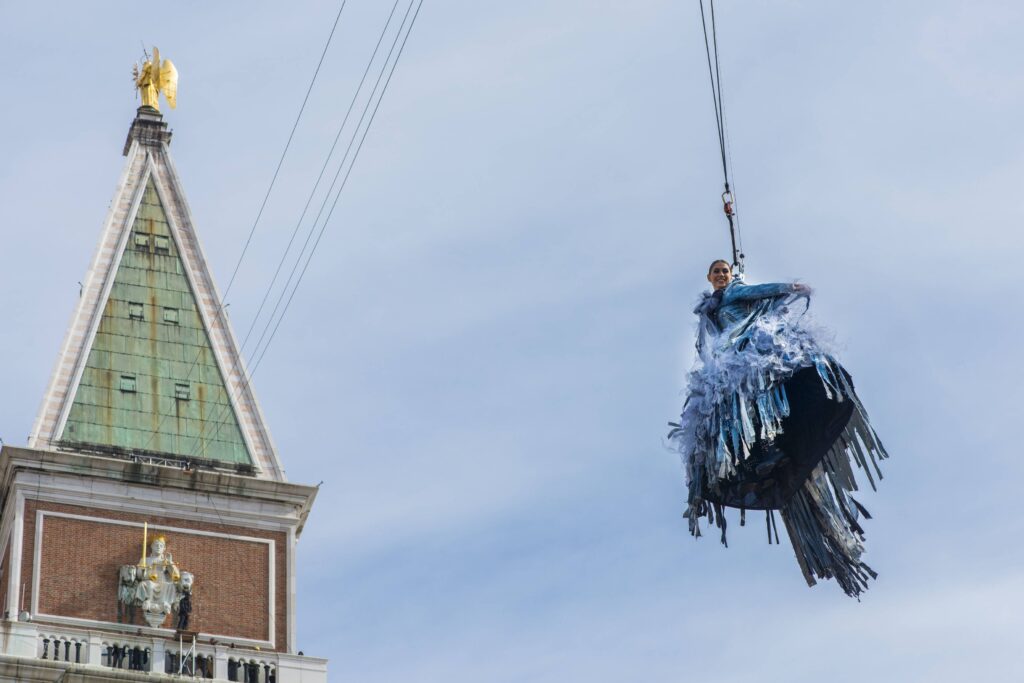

left=19, top=500, right=287, bottom=648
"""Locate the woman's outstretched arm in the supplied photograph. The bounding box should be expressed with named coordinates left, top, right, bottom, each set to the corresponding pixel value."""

left=724, top=281, right=810, bottom=302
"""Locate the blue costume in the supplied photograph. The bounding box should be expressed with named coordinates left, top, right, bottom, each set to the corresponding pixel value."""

left=669, top=278, right=889, bottom=597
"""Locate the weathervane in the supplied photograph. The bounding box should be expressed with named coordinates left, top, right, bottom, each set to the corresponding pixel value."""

left=133, top=46, right=178, bottom=111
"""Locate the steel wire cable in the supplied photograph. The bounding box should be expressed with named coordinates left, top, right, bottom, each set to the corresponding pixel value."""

left=697, top=0, right=744, bottom=271
left=223, top=0, right=350, bottom=299
left=698, top=0, right=728, bottom=186
left=192, top=0, right=426, bottom=460
left=239, top=0, right=418, bottom=377
left=234, top=0, right=405, bottom=360
left=136, top=0, right=348, bottom=454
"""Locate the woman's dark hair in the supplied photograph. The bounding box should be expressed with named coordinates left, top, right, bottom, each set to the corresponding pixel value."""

left=707, top=259, right=730, bottom=274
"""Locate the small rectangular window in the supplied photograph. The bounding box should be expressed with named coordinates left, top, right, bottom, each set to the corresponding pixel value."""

left=174, top=383, right=191, bottom=400
left=154, top=235, right=171, bottom=254
left=163, top=307, right=179, bottom=324
left=133, top=232, right=150, bottom=250
left=120, top=375, right=137, bottom=392
left=128, top=302, right=145, bottom=321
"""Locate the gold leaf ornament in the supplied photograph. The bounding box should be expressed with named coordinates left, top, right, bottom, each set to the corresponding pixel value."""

left=135, top=47, right=179, bottom=111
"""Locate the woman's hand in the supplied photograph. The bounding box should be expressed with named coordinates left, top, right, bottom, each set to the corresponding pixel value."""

left=792, top=283, right=813, bottom=296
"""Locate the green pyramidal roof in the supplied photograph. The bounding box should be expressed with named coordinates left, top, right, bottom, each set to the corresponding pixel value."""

left=60, top=178, right=251, bottom=465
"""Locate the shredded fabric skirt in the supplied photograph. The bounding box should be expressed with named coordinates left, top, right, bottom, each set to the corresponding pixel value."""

left=669, top=307, right=889, bottom=598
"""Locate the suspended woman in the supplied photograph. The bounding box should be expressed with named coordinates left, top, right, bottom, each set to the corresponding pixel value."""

left=668, top=260, right=889, bottom=597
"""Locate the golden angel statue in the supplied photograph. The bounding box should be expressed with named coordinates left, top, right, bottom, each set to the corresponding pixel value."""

left=133, top=47, right=178, bottom=111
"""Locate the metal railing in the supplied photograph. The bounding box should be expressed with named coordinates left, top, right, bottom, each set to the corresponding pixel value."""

left=166, top=648, right=216, bottom=678
left=227, top=657, right=276, bottom=683
left=38, top=633, right=87, bottom=664
left=101, top=640, right=153, bottom=672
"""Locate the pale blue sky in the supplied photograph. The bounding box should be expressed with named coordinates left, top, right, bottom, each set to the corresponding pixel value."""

left=1, top=1, right=1022, bottom=681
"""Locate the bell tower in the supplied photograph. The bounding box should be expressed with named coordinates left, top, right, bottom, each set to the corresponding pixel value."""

left=0, top=57, right=326, bottom=682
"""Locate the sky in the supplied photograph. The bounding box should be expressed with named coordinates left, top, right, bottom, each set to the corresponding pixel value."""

left=1, top=1, right=1023, bottom=681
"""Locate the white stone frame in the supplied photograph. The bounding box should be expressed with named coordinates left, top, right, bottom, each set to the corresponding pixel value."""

left=2, top=490, right=27, bottom=620
left=30, top=510, right=276, bottom=649
left=287, top=525, right=297, bottom=653
left=29, top=137, right=286, bottom=481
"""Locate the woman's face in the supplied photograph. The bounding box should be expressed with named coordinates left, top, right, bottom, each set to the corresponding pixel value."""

left=707, top=262, right=732, bottom=291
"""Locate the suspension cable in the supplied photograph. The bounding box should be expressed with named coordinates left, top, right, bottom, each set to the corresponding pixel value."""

left=136, top=0, right=349, bottom=455
left=190, top=0, right=426, bottom=461
left=223, top=0, right=350, bottom=299
left=698, top=0, right=744, bottom=273
left=234, top=0, right=405, bottom=361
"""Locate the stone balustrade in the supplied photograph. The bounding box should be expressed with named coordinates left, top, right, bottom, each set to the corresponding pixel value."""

left=0, top=620, right=325, bottom=682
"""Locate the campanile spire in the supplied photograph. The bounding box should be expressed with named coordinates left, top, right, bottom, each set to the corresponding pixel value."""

left=0, top=64, right=325, bottom=681
left=30, top=100, right=284, bottom=479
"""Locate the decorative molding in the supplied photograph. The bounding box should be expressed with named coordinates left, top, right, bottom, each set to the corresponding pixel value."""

left=0, top=447, right=317, bottom=535
left=32, top=510, right=274, bottom=549
left=10, top=474, right=302, bottom=533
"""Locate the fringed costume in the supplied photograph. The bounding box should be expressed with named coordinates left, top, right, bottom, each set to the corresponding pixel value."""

left=668, top=279, right=889, bottom=597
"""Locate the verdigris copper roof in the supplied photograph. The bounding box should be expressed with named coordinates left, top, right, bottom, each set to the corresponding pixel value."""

left=32, top=107, right=283, bottom=478
left=60, top=179, right=250, bottom=465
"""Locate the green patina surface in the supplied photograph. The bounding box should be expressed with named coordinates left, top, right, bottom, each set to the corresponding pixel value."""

left=60, top=179, right=251, bottom=464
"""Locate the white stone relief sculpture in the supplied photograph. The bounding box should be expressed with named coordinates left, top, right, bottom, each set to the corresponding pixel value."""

left=117, top=526, right=195, bottom=629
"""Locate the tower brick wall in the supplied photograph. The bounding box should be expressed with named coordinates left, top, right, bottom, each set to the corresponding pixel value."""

left=20, top=500, right=288, bottom=649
